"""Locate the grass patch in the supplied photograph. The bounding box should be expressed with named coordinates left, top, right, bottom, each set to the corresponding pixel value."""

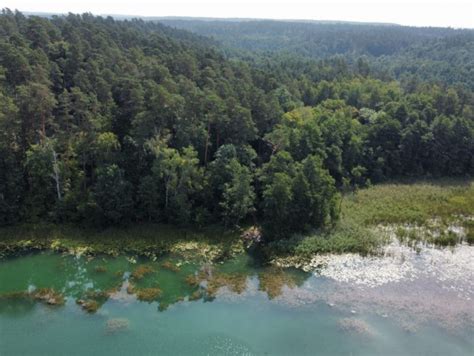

left=430, top=231, right=460, bottom=247
left=342, top=179, right=474, bottom=226
left=270, top=178, right=473, bottom=260
left=265, top=219, right=382, bottom=260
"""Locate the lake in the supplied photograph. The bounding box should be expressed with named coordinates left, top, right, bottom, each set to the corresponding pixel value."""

left=0, top=245, right=473, bottom=355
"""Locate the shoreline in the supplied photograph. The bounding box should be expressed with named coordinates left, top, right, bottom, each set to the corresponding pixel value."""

left=1, top=180, right=473, bottom=261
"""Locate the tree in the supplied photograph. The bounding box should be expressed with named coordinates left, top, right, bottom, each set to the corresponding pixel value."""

left=262, top=172, right=294, bottom=239
left=145, top=138, right=204, bottom=224
left=220, top=159, right=255, bottom=227
left=93, top=164, right=134, bottom=225
left=24, top=139, right=61, bottom=219
left=0, top=92, right=22, bottom=224
left=16, top=83, right=56, bottom=147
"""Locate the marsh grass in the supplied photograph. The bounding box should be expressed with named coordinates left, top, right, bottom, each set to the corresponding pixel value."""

left=342, top=179, right=474, bottom=226
left=270, top=179, right=473, bottom=259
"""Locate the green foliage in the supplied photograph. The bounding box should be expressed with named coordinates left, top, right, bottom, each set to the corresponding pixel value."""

left=261, top=152, right=339, bottom=239
left=92, top=164, right=134, bottom=225
left=160, top=19, right=474, bottom=89
left=24, top=140, right=60, bottom=219
left=219, top=159, right=255, bottom=227
left=0, top=11, right=472, bottom=246
left=342, top=180, right=474, bottom=226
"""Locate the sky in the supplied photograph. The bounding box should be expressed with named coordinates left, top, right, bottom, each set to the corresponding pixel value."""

left=2, top=0, right=474, bottom=28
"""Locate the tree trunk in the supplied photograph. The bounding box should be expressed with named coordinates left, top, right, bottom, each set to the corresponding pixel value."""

left=51, top=149, right=62, bottom=200
left=204, top=119, right=211, bottom=164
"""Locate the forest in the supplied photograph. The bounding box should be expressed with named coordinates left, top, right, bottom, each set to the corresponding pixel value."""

left=0, top=10, right=473, bottom=240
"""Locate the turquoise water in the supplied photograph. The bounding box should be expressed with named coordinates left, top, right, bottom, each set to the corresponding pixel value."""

left=0, top=252, right=472, bottom=355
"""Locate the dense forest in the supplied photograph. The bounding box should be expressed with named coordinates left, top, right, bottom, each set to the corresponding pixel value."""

left=159, top=19, right=474, bottom=89
left=0, top=10, right=473, bottom=239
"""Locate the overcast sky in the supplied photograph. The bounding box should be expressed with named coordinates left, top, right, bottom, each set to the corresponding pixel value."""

left=2, top=0, right=473, bottom=28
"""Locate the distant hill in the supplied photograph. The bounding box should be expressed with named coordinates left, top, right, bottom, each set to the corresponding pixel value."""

left=156, top=18, right=474, bottom=88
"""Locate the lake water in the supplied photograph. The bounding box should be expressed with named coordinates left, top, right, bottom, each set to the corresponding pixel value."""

left=0, top=248, right=473, bottom=355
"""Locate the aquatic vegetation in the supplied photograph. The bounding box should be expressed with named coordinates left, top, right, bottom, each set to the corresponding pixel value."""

left=0, top=291, right=30, bottom=302
left=158, top=302, right=169, bottom=311
left=185, top=267, right=247, bottom=298
left=337, top=318, right=374, bottom=336
left=0, top=288, right=65, bottom=307
left=134, top=288, right=162, bottom=302
left=84, top=290, right=110, bottom=299
left=431, top=231, right=460, bottom=247
left=185, top=274, right=200, bottom=287
left=76, top=289, right=112, bottom=313
left=258, top=268, right=297, bottom=299
left=189, top=290, right=204, bottom=301
left=206, top=273, right=247, bottom=297
left=170, top=241, right=221, bottom=261
left=126, top=283, right=135, bottom=295
left=464, top=222, right=474, bottom=245
left=94, top=266, right=107, bottom=273
left=76, top=299, right=100, bottom=313
left=130, top=265, right=155, bottom=280
left=161, top=261, right=180, bottom=272
left=31, top=288, right=65, bottom=306
left=105, top=318, right=129, bottom=334
left=23, top=288, right=65, bottom=305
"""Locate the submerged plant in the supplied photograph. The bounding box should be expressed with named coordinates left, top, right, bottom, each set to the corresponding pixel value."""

left=77, top=299, right=100, bottom=313
left=130, top=265, right=155, bottom=280
left=258, top=268, right=297, bottom=299
left=186, top=267, right=248, bottom=299
left=105, top=318, right=129, bottom=334
left=189, top=290, right=203, bottom=301
left=134, top=287, right=162, bottom=302
left=0, top=291, right=29, bottom=301
left=94, top=265, right=107, bottom=273
left=31, top=288, right=65, bottom=306
left=185, top=274, right=201, bottom=287
left=337, top=318, right=374, bottom=336
left=206, top=273, right=247, bottom=297
left=161, top=261, right=180, bottom=272
left=0, top=288, right=65, bottom=306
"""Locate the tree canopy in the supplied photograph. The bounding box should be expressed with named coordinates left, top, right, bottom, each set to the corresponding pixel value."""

left=0, top=10, right=473, bottom=240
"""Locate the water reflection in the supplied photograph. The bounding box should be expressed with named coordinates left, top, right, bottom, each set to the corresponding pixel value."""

left=0, top=252, right=311, bottom=315
left=1, top=251, right=473, bottom=355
